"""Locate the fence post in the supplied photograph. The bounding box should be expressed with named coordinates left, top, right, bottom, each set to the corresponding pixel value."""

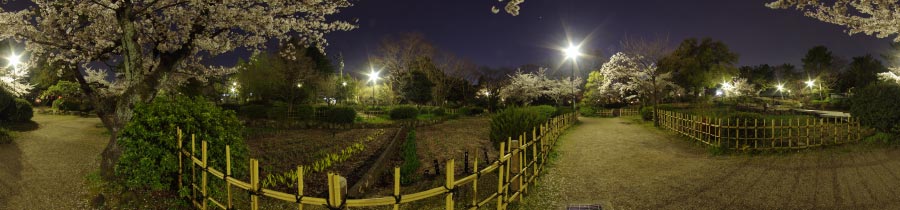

left=297, top=165, right=304, bottom=210
left=226, top=145, right=233, bottom=209
left=191, top=134, right=196, bottom=205
left=497, top=142, right=506, bottom=210
left=177, top=128, right=183, bottom=192
left=445, top=159, right=456, bottom=210
left=393, top=167, right=400, bottom=210
left=510, top=139, right=520, bottom=196
left=717, top=118, right=722, bottom=147
left=250, top=159, right=259, bottom=210
left=201, top=141, right=208, bottom=210
left=471, top=158, right=478, bottom=209
left=754, top=119, right=758, bottom=149
left=327, top=173, right=347, bottom=209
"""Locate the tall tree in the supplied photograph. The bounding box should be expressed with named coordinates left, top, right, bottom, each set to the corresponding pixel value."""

left=400, top=70, right=435, bottom=105
left=0, top=1, right=356, bottom=179
left=739, top=64, right=776, bottom=93
left=838, top=54, right=888, bottom=92
left=582, top=71, right=605, bottom=106
left=659, top=38, right=739, bottom=98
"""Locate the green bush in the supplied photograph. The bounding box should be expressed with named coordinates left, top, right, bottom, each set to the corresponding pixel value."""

left=528, top=105, right=557, bottom=119
left=851, top=82, right=900, bottom=135
left=116, top=96, right=248, bottom=191
left=293, top=104, right=315, bottom=121
left=8, top=99, right=32, bottom=122
left=554, top=107, right=574, bottom=117
left=52, top=97, right=82, bottom=111
left=0, top=128, right=11, bottom=144
left=399, top=130, right=420, bottom=185
left=389, top=106, right=419, bottom=120
left=640, top=106, right=654, bottom=121
left=864, top=132, right=897, bottom=144
left=322, top=106, right=356, bottom=124
left=238, top=104, right=268, bottom=119
left=432, top=107, right=446, bottom=116
left=490, top=107, right=548, bottom=148
left=459, top=106, right=484, bottom=116
left=578, top=106, right=597, bottom=117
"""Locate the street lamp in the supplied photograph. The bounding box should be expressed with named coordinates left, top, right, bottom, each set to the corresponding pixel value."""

left=776, top=84, right=785, bottom=100
left=366, top=68, right=380, bottom=107
left=562, top=42, right=581, bottom=112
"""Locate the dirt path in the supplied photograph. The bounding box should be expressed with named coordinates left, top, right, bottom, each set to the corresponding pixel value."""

left=520, top=117, right=900, bottom=210
left=0, top=114, right=107, bottom=210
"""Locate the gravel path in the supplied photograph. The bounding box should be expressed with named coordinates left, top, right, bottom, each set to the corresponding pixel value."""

left=0, top=114, right=107, bottom=210
left=520, top=117, right=900, bottom=210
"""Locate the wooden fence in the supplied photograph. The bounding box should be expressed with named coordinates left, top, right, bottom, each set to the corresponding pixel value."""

left=177, top=113, right=577, bottom=210
left=597, top=107, right=639, bottom=117
left=656, top=110, right=864, bottom=150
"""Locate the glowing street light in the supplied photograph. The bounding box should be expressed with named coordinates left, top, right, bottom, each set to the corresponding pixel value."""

left=776, top=84, right=786, bottom=100
left=342, top=81, right=347, bottom=87
left=561, top=41, right=582, bottom=112
left=6, top=53, right=21, bottom=68
left=805, top=79, right=815, bottom=88
left=365, top=68, right=381, bottom=106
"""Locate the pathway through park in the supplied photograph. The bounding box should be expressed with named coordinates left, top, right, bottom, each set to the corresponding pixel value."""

left=0, top=113, right=107, bottom=210
left=521, top=117, right=900, bottom=209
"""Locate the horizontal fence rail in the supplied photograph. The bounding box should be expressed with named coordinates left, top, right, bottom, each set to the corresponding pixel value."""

left=596, top=107, right=639, bottom=117
left=656, top=110, right=863, bottom=150
left=177, top=113, right=577, bottom=210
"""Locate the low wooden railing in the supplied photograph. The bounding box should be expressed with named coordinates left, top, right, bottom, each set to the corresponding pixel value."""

left=656, top=110, right=864, bottom=150
left=177, top=113, right=577, bottom=210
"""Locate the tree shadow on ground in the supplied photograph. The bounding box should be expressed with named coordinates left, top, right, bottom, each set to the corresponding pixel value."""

left=2, top=121, right=39, bottom=132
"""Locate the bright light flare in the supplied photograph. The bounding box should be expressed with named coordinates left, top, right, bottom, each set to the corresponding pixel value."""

left=366, top=68, right=381, bottom=83
left=776, top=84, right=785, bottom=92
left=563, top=44, right=581, bottom=59
left=6, top=53, right=21, bottom=68
left=805, top=79, right=815, bottom=88
left=342, top=81, right=347, bottom=87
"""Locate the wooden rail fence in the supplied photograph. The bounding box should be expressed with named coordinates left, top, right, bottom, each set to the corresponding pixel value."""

left=656, top=110, right=864, bottom=150
left=177, top=113, right=577, bottom=210
left=596, top=107, right=639, bottom=117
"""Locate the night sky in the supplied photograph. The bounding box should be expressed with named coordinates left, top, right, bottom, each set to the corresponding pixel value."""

left=326, top=0, right=892, bottom=75
left=3, top=1, right=894, bottom=77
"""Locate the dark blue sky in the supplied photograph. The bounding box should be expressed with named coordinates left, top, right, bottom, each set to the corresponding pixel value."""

left=325, top=0, right=892, bottom=74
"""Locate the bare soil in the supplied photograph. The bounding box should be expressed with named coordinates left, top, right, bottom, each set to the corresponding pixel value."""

left=0, top=114, right=107, bottom=210
left=520, top=117, right=900, bottom=210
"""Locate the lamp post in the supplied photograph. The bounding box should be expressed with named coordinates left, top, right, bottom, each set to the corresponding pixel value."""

left=366, top=69, right=380, bottom=108
left=805, top=79, right=821, bottom=99
left=776, top=84, right=785, bottom=101
left=563, top=43, right=581, bottom=113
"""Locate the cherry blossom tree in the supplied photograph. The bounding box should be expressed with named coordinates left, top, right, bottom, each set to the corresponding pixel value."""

left=599, top=52, right=679, bottom=124
left=543, top=76, right=583, bottom=106
left=500, top=68, right=547, bottom=106
left=767, top=0, right=900, bottom=42
left=0, top=0, right=356, bottom=179
left=491, top=0, right=525, bottom=16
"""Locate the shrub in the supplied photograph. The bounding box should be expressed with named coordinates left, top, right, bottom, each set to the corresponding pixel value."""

left=490, top=107, right=548, bottom=148
left=528, top=105, right=557, bottom=119
left=850, top=82, right=900, bottom=135
left=578, top=106, right=597, bottom=117
left=640, top=106, right=654, bottom=121
left=389, top=106, right=419, bottom=120
left=399, top=130, right=420, bottom=185
left=8, top=99, right=32, bottom=122
left=459, top=106, right=484, bottom=116
left=293, top=104, right=315, bottom=121
left=554, top=107, right=574, bottom=117
left=0, top=128, right=11, bottom=144
left=52, top=97, right=82, bottom=111
left=116, top=96, right=248, bottom=191
left=322, top=106, right=356, bottom=124
left=238, top=104, right=269, bottom=119
left=432, top=107, right=446, bottom=116
left=864, top=132, right=897, bottom=144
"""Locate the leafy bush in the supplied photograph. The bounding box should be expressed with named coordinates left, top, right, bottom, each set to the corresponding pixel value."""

left=851, top=82, right=900, bottom=135
left=432, top=107, right=446, bottom=116
left=7, top=99, right=33, bottom=122
left=864, top=132, right=897, bottom=144
left=400, top=130, right=420, bottom=185
left=322, top=106, right=356, bottom=124
left=0, top=128, right=11, bottom=144
left=459, top=106, right=484, bottom=116
left=40, top=81, right=82, bottom=98
left=293, top=104, right=315, bottom=121
left=52, top=97, right=83, bottom=111
left=640, top=106, right=654, bottom=121
left=528, top=105, right=557, bottom=119
left=389, top=106, right=419, bottom=120
left=578, top=106, right=597, bottom=117
left=116, top=96, right=248, bottom=191
left=238, top=104, right=269, bottom=119
left=490, top=107, right=548, bottom=148
left=554, top=107, right=574, bottom=117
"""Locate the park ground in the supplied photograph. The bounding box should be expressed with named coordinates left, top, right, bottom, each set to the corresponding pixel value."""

left=0, top=113, right=107, bottom=210
left=520, top=116, right=900, bottom=210
left=3, top=114, right=900, bottom=209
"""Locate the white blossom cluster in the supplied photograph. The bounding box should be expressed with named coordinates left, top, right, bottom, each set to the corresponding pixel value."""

left=878, top=68, right=900, bottom=84
left=0, top=0, right=356, bottom=96
left=499, top=67, right=583, bottom=105
left=597, top=52, right=680, bottom=103
left=0, top=61, right=32, bottom=96
left=767, top=0, right=900, bottom=42
left=491, top=0, right=524, bottom=16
